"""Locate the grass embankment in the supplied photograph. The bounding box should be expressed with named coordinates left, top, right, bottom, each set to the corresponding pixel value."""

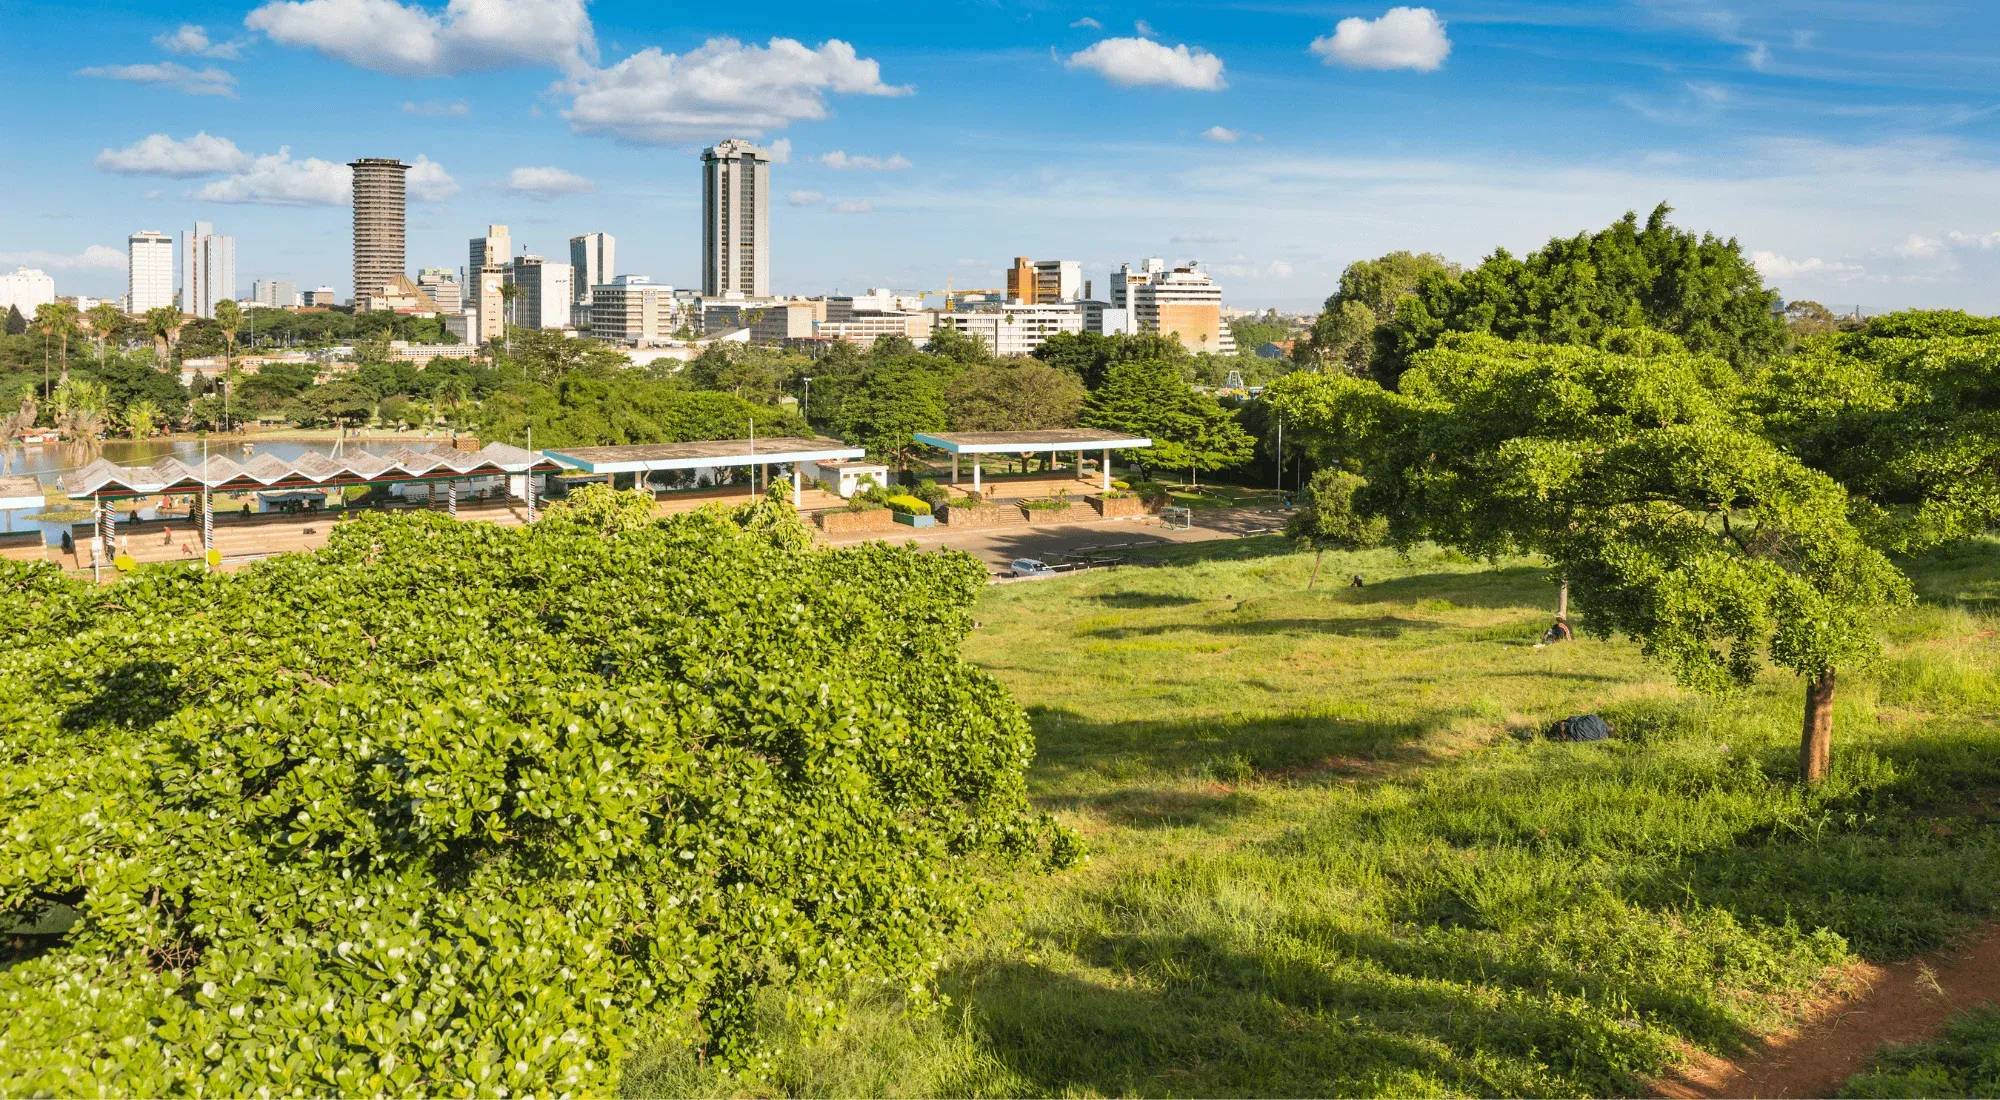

left=624, top=537, right=2000, bottom=1098
left=1843, top=1008, right=2000, bottom=1097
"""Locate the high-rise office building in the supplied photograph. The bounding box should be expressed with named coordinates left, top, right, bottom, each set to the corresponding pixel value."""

left=127, top=231, right=174, bottom=314
left=417, top=268, right=461, bottom=314
left=251, top=280, right=299, bottom=308
left=1006, top=257, right=1083, bottom=304
left=701, top=139, right=771, bottom=298
left=1126, top=260, right=1234, bottom=355
left=507, top=255, right=573, bottom=330
left=569, top=233, right=614, bottom=305
left=179, top=221, right=236, bottom=319
left=1108, top=258, right=1165, bottom=312
left=468, top=225, right=511, bottom=344
left=349, top=158, right=409, bottom=308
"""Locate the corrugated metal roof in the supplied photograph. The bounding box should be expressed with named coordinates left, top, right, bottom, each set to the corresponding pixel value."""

left=63, top=443, right=560, bottom=498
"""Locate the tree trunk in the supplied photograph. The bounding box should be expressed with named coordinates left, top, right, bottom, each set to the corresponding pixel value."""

left=1308, top=549, right=1323, bottom=590
left=1557, top=578, right=1569, bottom=620
left=1800, top=671, right=1835, bottom=783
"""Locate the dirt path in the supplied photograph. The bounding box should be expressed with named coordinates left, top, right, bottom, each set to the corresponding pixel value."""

left=1655, top=920, right=2000, bottom=1099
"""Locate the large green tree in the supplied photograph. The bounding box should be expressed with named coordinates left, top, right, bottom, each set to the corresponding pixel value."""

left=1297, top=250, right=1457, bottom=374
left=1372, top=204, right=1786, bottom=387
left=1081, top=358, right=1254, bottom=487
left=1268, top=335, right=1908, bottom=782
left=946, top=361, right=1086, bottom=432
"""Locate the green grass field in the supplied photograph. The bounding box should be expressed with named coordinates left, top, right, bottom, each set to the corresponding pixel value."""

left=622, top=536, right=2000, bottom=1098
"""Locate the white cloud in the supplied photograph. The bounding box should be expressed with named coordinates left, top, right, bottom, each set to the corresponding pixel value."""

left=1171, top=231, right=1234, bottom=243
left=245, top=0, right=596, bottom=77
left=817, top=150, right=912, bottom=170
left=185, top=150, right=456, bottom=206
left=506, top=165, right=594, bottom=199
left=192, top=149, right=352, bottom=206
left=1066, top=37, right=1226, bottom=90
left=0, top=246, right=126, bottom=271
left=1267, top=260, right=1294, bottom=278
left=1134, top=19, right=1154, bottom=36
left=94, top=133, right=252, bottom=177
left=156, top=24, right=243, bottom=59
left=768, top=138, right=791, bottom=164
left=1201, top=125, right=1240, bottom=143
left=1894, top=235, right=1944, bottom=259
left=77, top=61, right=237, bottom=97
left=1310, top=6, right=1451, bottom=72
left=403, top=98, right=469, bottom=116
left=558, top=36, right=909, bottom=144
left=1750, top=251, right=1864, bottom=280
left=407, top=155, right=459, bottom=201
left=833, top=200, right=873, bottom=214
left=1948, top=229, right=2000, bottom=249
left=787, top=190, right=823, bottom=206
left=1894, top=229, right=2000, bottom=260
left=1070, top=17, right=1101, bottom=29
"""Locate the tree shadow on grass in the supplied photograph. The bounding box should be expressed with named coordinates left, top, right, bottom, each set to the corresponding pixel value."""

left=1092, top=592, right=1205, bottom=609
left=1341, top=565, right=1558, bottom=612
left=1903, top=536, right=2000, bottom=610
left=1027, top=705, right=1445, bottom=798
left=59, top=659, right=187, bottom=732
left=1079, top=615, right=1442, bottom=641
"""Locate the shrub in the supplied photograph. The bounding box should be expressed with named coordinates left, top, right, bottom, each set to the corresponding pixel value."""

left=0, top=484, right=1074, bottom=1093
left=1111, top=479, right=1130, bottom=490
left=911, top=479, right=949, bottom=507
left=885, top=494, right=932, bottom=516
left=1100, top=490, right=1133, bottom=499
left=1021, top=498, right=1073, bottom=512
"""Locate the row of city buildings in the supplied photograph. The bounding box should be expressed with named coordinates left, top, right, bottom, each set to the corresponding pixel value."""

left=0, top=139, right=1238, bottom=361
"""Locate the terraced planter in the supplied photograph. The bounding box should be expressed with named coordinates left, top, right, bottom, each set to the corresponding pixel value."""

left=892, top=512, right=936, bottom=528
left=939, top=503, right=1026, bottom=528
left=1090, top=495, right=1145, bottom=518
left=817, top=508, right=897, bottom=535
left=1021, top=502, right=1098, bottom=526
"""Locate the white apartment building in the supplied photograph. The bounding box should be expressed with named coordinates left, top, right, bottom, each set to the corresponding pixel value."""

left=701, top=139, right=771, bottom=298
left=589, top=276, right=676, bottom=342
left=1125, top=260, right=1234, bottom=355
left=1107, top=258, right=1165, bottom=311
left=251, top=280, right=299, bottom=308
left=1081, top=300, right=1136, bottom=336
left=417, top=269, right=461, bottom=314
left=507, top=256, right=573, bottom=331
left=817, top=313, right=935, bottom=347
left=180, top=221, right=236, bottom=319
left=127, top=230, right=175, bottom=314
left=823, top=289, right=926, bottom=322
left=938, top=301, right=1083, bottom=357
left=751, top=302, right=818, bottom=343
left=1006, top=258, right=1082, bottom=304
left=0, top=268, right=56, bottom=318
left=304, top=287, right=337, bottom=308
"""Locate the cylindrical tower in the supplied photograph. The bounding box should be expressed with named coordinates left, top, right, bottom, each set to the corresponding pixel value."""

left=348, top=158, right=409, bottom=307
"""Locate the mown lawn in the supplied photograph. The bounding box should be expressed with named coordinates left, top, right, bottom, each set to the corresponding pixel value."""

left=623, top=537, right=2000, bottom=1098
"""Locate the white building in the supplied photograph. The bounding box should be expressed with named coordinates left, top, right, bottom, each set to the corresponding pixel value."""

left=1081, top=300, right=1136, bottom=336
left=1123, top=260, right=1234, bottom=355
left=0, top=268, right=56, bottom=318
left=251, top=280, right=299, bottom=308
left=701, top=139, right=771, bottom=298
left=937, top=301, right=1083, bottom=357
left=127, top=230, right=174, bottom=314
left=304, top=287, right=337, bottom=308
left=824, top=289, right=925, bottom=321
left=1007, top=257, right=1082, bottom=304
left=417, top=268, right=460, bottom=314
left=1107, top=258, right=1165, bottom=311
left=179, top=221, right=236, bottom=319
left=589, top=276, right=676, bottom=342
left=507, top=256, right=573, bottom=331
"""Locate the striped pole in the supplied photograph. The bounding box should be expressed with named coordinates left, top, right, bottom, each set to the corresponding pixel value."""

left=105, top=500, right=116, bottom=561
left=202, top=487, right=213, bottom=557
left=447, top=480, right=457, bottom=518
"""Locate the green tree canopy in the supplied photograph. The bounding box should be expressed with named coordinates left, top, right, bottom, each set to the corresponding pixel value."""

left=1297, top=251, right=1457, bottom=374
left=1081, top=358, right=1254, bottom=484
left=946, top=361, right=1086, bottom=432
left=1373, top=204, right=1786, bottom=387
left=1033, top=331, right=1191, bottom=389
left=1285, top=469, right=1386, bottom=589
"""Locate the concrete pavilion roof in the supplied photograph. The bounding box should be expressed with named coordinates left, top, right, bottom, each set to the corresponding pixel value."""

left=63, top=443, right=560, bottom=499
left=540, top=437, right=863, bottom=474
left=912, top=429, right=1153, bottom=455
left=0, top=475, right=44, bottom=511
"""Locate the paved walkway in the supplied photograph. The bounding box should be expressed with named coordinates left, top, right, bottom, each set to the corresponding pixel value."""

left=817, top=506, right=1290, bottom=572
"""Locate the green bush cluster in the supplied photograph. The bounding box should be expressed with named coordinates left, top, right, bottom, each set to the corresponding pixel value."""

left=1020, top=498, right=1074, bottom=513
left=884, top=494, right=932, bottom=516
left=910, top=480, right=950, bottom=508
left=0, top=485, right=1074, bottom=1093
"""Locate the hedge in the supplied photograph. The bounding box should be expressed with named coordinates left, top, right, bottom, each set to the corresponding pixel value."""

left=0, top=485, right=1075, bottom=1093
left=884, top=494, right=932, bottom=516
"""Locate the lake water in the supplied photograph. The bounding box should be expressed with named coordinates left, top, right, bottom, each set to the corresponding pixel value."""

left=1, top=435, right=457, bottom=545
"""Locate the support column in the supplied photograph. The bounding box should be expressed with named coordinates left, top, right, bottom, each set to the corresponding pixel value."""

left=202, top=487, right=213, bottom=556
left=792, top=465, right=802, bottom=507
left=105, top=501, right=117, bottom=562
left=972, top=454, right=981, bottom=495
left=447, top=480, right=458, bottom=518
left=952, top=453, right=959, bottom=485
left=525, top=472, right=537, bottom=523
left=1103, top=448, right=1112, bottom=490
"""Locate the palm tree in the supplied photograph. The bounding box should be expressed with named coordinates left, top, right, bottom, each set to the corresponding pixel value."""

left=52, top=377, right=108, bottom=463
left=35, top=302, right=80, bottom=389
left=87, top=302, right=123, bottom=364
left=122, top=398, right=162, bottom=441
left=144, top=305, right=186, bottom=370
left=214, top=299, right=242, bottom=432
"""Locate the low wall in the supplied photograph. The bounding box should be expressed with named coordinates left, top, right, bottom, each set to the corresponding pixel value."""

left=1090, top=495, right=1145, bottom=519
left=817, top=508, right=898, bottom=536
left=1022, top=502, right=1099, bottom=526
left=939, top=502, right=1027, bottom=528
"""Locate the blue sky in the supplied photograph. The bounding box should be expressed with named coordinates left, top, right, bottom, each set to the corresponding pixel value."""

left=2, top=0, right=1997, bottom=312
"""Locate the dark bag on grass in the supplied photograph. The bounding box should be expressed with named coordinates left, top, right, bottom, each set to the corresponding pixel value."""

left=1547, top=713, right=1612, bottom=742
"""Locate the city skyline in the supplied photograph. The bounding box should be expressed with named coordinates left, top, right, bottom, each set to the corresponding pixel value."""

left=1, top=1, right=1997, bottom=312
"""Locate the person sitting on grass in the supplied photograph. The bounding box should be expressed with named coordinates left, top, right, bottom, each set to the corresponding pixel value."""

left=1535, top=618, right=1574, bottom=648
